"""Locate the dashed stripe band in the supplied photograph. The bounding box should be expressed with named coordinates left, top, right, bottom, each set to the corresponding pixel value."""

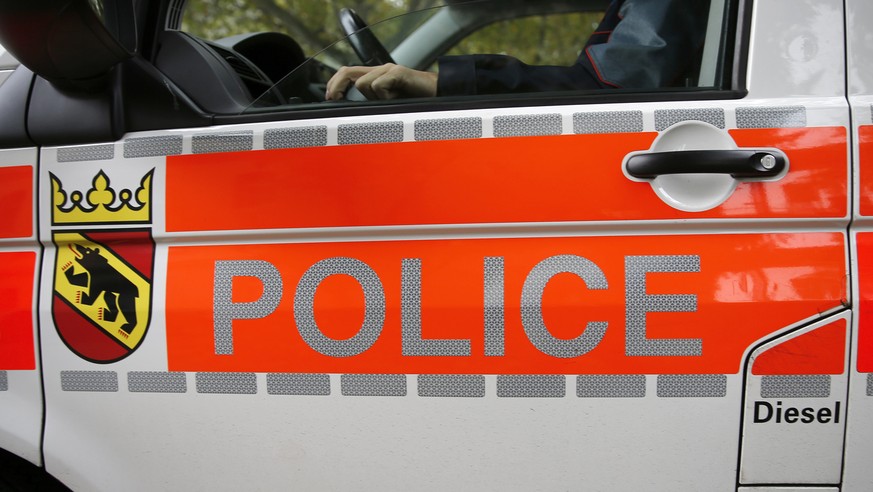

left=65, top=105, right=820, bottom=161
left=866, top=373, right=872, bottom=397
left=61, top=371, right=118, bottom=392
left=654, top=108, right=725, bottom=131
left=57, top=144, right=115, bottom=162
left=418, top=375, right=485, bottom=397
left=760, top=375, right=831, bottom=398
left=52, top=372, right=756, bottom=398
left=577, top=375, right=646, bottom=398
left=195, top=372, right=257, bottom=394
left=128, top=371, right=187, bottom=393
left=497, top=375, right=565, bottom=398
left=266, top=373, right=330, bottom=396
left=0, top=371, right=7, bottom=391
left=341, top=374, right=406, bottom=396
left=657, top=374, right=727, bottom=398
left=191, top=131, right=254, bottom=154
left=123, top=135, right=183, bottom=158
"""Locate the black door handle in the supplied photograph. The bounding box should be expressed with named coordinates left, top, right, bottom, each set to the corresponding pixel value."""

left=625, top=150, right=787, bottom=179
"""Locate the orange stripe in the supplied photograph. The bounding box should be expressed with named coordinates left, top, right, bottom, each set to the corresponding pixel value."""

left=0, top=251, right=36, bottom=370
left=166, top=233, right=845, bottom=375
left=860, top=125, right=873, bottom=216
left=858, top=233, right=873, bottom=373
left=0, top=166, right=33, bottom=239
left=165, top=128, right=847, bottom=232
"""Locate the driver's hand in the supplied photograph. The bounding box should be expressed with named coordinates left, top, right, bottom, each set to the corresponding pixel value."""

left=326, top=64, right=438, bottom=101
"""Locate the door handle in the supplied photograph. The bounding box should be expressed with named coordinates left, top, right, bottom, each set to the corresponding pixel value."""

left=625, top=150, right=787, bottom=180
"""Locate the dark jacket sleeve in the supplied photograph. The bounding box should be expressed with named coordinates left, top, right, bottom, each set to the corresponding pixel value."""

left=437, top=55, right=607, bottom=96
left=436, top=0, right=708, bottom=97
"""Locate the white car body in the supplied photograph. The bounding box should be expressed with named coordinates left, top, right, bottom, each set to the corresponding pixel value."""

left=0, top=0, right=871, bottom=490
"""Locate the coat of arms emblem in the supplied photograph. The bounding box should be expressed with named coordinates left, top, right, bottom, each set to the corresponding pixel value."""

left=51, top=170, right=154, bottom=363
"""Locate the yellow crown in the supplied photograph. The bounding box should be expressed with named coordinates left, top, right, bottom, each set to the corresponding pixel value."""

left=51, top=169, right=153, bottom=225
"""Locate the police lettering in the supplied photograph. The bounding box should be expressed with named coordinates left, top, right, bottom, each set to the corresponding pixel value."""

left=753, top=400, right=841, bottom=424
left=212, top=254, right=700, bottom=358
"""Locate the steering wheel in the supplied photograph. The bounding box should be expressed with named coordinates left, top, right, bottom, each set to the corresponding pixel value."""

left=338, top=8, right=395, bottom=66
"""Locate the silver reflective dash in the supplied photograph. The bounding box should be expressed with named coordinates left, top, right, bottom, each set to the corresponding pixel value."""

left=192, top=131, right=254, bottom=154
left=573, top=111, right=643, bottom=134
left=657, top=374, right=726, bottom=398
left=123, top=135, right=183, bottom=158
left=418, top=375, right=485, bottom=398
left=0, top=371, right=7, bottom=391
left=266, top=373, right=330, bottom=396
left=760, top=375, right=831, bottom=399
left=654, top=108, right=725, bottom=131
left=195, top=372, right=257, bottom=394
left=493, top=114, right=562, bottom=138
left=61, top=371, right=118, bottom=392
left=338, top=121, right=403, bottom=145
left=414, top=117, right=482, bottom=141
left=736, top=106, right=807, bottom=129
left=57, top=144, right=115, bottom=162
left=497, top=375, right=565, bottom=398
left=341, top=374, right=406, bottom=396
left=868, top=373, right=872, bottom=397
left=128, top=372, right=187, bottom=393
left=577, top=375, right=646, bottom=398
left=264, top=126, right=328, bottom=149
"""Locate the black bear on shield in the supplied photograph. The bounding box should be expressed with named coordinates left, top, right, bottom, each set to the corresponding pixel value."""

left=65, top=244, right=139, bottom=334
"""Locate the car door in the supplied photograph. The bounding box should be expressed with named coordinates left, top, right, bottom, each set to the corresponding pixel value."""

left=14, top=0, right=855, bottom=490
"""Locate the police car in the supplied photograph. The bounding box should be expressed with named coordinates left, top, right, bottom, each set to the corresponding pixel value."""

left=0, top=0, right=871, bottom=490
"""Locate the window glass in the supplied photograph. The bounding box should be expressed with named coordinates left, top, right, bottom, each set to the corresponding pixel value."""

left=173, top=0, right=729, bottom=114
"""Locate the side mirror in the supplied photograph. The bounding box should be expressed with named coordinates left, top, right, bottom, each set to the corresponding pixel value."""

left=0, top=0, right=136, bottom=89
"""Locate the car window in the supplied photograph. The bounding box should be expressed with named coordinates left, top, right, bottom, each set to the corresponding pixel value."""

left=170, top=0, right=732, bottom=115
